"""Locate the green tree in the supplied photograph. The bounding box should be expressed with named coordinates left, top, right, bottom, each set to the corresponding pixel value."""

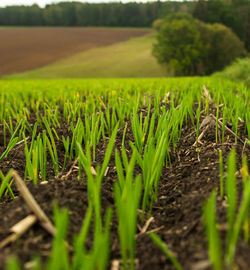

left=153, top=14, right=246, bottom=76
left=204, top=23, right=246, bottom=73
left=193, top=0, right=250, bottom=51
left=153, top=14, right=209, bottom=76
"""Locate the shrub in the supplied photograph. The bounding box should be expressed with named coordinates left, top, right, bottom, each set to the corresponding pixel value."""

left=213, top=57, right=250, bottom=88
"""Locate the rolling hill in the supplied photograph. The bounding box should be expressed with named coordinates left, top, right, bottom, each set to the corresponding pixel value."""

left=9, top=33, right=165, bottom=79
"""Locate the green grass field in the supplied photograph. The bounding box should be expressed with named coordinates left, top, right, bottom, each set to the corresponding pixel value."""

left=9, top=34, right=165, bottom=79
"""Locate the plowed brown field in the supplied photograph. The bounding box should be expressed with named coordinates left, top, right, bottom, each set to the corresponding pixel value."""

left=0, top=27, right=150, bottom=76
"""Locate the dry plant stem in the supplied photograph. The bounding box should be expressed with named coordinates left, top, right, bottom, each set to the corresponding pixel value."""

left=111, top=259, right=139, bottom=270
left=11, top=171, right=56, bottom=236
left=183, top=130, right=196, bottom=141
left=60, top=157, right=79, bottom=179
left=137, top=217, right=154, bottom=236
left=90, top=166, right=97, bottom=176
left=199, top=115, right=215, bottom=129
left=60, top=157, right=98, bottom=179
left=145, top=225, right=164, bottom=235
left=203, top=86, right=214, bottom=105
left=0, top=215, right=37, bottom=249
left=193, top=125, right=210, bottom=146
left=16, top=136, right=30, bottom=146
left=192, top=115, right=215, bottom=147
left=111, top=260, right=120, bottom=270
left=11, top=215, right=36, bottom=234
left=209, top=114, right=246, bottom=144
left=104, top=166, right=109, bottom=177
left=191, top=260, right=211, bottom=270
left=241, top=139, right=248, bottom=157
left=183, top=115, right=214, bottom=142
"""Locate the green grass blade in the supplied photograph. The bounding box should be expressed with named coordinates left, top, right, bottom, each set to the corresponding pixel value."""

left=203, top=191, right=223, bottom=270
left=226, top=149, right=237, bottom=251
left=150, top=232, right=183, bottom=270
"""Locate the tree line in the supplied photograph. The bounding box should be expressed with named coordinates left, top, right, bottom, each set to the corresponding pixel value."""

left=0, top=1, right=193, bottom=27
left=193, top=0, right=250, bottom=52
left=0, top=1, right=249, bottom=50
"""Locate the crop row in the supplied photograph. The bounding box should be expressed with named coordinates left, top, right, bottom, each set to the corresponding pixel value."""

left=0, top=78, right=249, bottom=269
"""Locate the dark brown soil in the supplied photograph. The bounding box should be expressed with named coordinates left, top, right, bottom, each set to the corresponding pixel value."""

left=0, top=27, right=150, bottom=76
left=0, top=108, right=249, bottom=270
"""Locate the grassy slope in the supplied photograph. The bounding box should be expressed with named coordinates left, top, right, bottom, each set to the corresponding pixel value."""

left=9, top=33, right=165, bottom=79
left=213, top=57, right=250, bottom=88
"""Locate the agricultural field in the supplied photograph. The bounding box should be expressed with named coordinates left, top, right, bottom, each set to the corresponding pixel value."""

left=9, top=34, right=164, bottom=79
left=0, top=27, right=150, bottom=76
left=0, top=78, right=249, bottom=270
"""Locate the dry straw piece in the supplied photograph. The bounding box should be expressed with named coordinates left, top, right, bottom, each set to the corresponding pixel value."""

left=0, top=215, right=37, bottom=249
left=11, top=171, right=56, bottom=236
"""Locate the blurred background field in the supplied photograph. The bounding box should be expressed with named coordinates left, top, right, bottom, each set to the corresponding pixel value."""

left=0, top=27, right=151, bottom=77
left=0, top=0, right=249, bottom=84
left=8, top=32, right=165, bottom=79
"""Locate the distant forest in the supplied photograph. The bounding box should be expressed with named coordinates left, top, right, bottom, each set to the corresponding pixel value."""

left=0, top=1, right=194, bottom=27
left=0, top=0, right=249, bottom=50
